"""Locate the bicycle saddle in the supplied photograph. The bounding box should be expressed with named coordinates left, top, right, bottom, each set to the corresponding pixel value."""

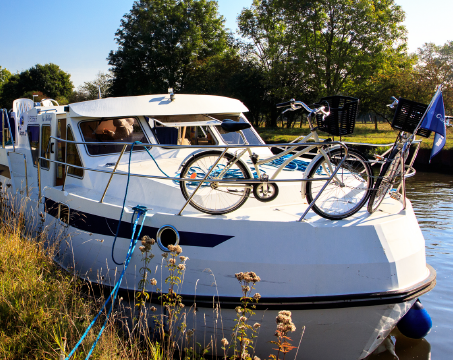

left=221, top=119, right=252, bottom=132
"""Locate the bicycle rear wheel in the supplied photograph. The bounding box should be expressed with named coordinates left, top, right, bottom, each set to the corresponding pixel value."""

left=367, top=147, right=404, bottom=214
left=179, top=150, right=251, bottom=215
left=306, top=148, right=373, bottom=220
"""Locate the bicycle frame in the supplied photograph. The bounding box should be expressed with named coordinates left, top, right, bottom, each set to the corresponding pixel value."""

left=211, top=112, right=339, bottom=189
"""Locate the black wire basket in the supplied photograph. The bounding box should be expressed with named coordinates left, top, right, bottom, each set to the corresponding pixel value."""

left=391, top=98, right=431, bottom=138
left=315, top=96, right=359, bottom=136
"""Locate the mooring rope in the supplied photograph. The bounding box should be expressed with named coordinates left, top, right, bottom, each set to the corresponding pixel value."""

left=65, top=141, right=150, bottom=359
left=65, top=205, right=147, bottom=360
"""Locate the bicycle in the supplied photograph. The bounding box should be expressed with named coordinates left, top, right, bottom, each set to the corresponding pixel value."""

left=368, top=87, right=450, bottom=213
left=179, top=96, right=373, bottom=220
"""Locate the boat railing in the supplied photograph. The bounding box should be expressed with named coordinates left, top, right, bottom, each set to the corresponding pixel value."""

left=39, top=137, right=351, bottom=221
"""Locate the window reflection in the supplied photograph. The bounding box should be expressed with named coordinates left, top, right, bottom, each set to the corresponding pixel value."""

left=79, top=117, right=149, bottom=155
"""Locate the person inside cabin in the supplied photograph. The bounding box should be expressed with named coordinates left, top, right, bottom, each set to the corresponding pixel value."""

left=95, top=118, right=134, bottom=141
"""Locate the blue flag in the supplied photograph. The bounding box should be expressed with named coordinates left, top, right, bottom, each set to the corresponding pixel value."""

left=420, top=87, right=446, bottom=162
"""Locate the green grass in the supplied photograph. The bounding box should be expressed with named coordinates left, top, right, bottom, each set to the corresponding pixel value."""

left=256, top=122, right=453, bottom=150
left=0, top=199, right=160, bottom=360
left=0, top=195, right=292, bottom=360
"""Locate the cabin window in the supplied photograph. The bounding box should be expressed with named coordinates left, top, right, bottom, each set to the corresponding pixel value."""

left=40, top=125, right=51, bottom=169
left=27, top=125, right=40, bottom=167
left=1, top=113, right=14, bottom=147
left=67, top=126, right=84, bottom=178
left=56, top=119, right=66, bottom=185
left=79, top=117, right=149, bottom=156
left=153, top=124, right=216, bottom=146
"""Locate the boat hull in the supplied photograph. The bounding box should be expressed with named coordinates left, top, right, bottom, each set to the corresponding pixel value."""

left=33, top=187, right=436, bottom=359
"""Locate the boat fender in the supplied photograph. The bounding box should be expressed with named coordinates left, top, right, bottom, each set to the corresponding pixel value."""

left=157, top=225, right=180, bottom=251
left=397, top=299, right=432, bottom=339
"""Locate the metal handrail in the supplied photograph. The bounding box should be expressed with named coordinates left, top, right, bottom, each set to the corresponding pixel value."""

left=49, top=136, right=346, bottom=149
left=40, top=137, right=350, bottom=221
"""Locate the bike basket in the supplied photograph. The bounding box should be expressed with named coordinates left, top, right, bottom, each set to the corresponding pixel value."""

left=315, top=96, right=359, bottom=136
left=391, top=98, right=431, bottom=138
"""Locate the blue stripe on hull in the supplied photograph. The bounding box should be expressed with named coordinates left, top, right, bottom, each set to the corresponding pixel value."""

left=44, top=198, right=233, bottom=247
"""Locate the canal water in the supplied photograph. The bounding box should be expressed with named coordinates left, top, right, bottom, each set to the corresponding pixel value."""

left=368, top=172, right=453, bottom=359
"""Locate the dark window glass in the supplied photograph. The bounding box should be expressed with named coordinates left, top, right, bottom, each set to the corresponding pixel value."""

left=216, top=121, right=262, bottom=145
left=79, top=117, right=149, bottom=155
left=40, top=125, right=51, bottom=169
left=28, top=125, right=40, bottom=166
left=67, top=126, right=84, bottom=178
left=153, top=125, right=216, bottom=146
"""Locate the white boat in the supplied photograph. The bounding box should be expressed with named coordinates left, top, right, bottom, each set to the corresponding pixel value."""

left=0, top=94, right=435, bottom=359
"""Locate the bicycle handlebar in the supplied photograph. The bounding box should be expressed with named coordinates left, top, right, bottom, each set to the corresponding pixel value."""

left=387, top=96, right=399, bottom=109
left=276, top=99, right=330, bottom=117
left=276, top=99, right=295, bottom=108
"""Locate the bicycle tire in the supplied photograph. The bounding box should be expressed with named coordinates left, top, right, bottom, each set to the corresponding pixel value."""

left=180, top=150, right=251, bottom=215
left=367, top=147, right=404, bottom=214
left=306, top=148, right=373, bottom=220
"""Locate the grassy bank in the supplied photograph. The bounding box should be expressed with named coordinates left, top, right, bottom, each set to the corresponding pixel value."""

left=0, top=228, right=117, bottom=359
left=0, top=199, right=297, bottom=360
left=256, top=122, right=453, bottom=150
left=0, top=206, right=160, bottom=360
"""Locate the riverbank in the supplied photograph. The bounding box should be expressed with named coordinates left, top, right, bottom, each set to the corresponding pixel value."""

left=256, top=123, right=453, bottom=173
left=0, top=209, right=155, bottom=359
left=0, top=200, right=290, bottom=360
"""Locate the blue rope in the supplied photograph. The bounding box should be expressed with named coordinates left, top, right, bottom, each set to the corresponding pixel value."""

left=111, top=141, right=142, bottom=265
left=142, top=144, right=170, bottom=178
left=263, top=154, right=310, bottom=172
left=111, top=141, right=168, bottom=265
left=173, top=164, right=265, bottom=186
left=65, top=205, right=147, bottom=360
left=66, top=140, right=152, bottom=358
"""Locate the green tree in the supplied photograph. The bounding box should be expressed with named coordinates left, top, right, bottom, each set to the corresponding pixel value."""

left=239, top=0, right=408, bottom=126
left=19, top=63, right=73, bottom=99
left=0, top=67, right=11, bottom=88
left=77, top=71, right=113, bottom=100
left=184, top=52, right=266, bottom=126
left=108, top=0, right=232, bottom=96
left=365, top=41, right=453, bottom=120
left=0, top=67, right=12, bottom=108
left=0, top=64, right=73, bottom=108
left=238, top=1, right=299, bottom=126
left=413, top=41, right=453, bottom=110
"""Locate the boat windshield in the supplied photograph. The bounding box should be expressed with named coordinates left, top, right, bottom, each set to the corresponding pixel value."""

left=215, top=118, right=263, bottom=145
left=79, top=117, right=150, bottom=156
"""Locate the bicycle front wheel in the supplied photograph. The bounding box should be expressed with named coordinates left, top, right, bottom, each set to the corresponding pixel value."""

left=367, top=147, right=404, bottom=214
left=306, top=148, right=373, bottom=220
left=179, top=150, right=251, bottom=215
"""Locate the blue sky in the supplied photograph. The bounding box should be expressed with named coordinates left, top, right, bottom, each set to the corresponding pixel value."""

left=0, top=0, right=452, bottom=88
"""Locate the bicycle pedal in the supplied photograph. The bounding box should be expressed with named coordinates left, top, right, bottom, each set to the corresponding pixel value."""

left=374, top=154, right=384, bottom=161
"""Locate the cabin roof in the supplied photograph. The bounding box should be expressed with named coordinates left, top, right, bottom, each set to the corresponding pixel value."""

left=68, top=94, right=249, bottom=118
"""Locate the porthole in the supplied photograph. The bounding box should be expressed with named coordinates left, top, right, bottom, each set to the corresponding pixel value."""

left=157, top=225, right=180, bottom=252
